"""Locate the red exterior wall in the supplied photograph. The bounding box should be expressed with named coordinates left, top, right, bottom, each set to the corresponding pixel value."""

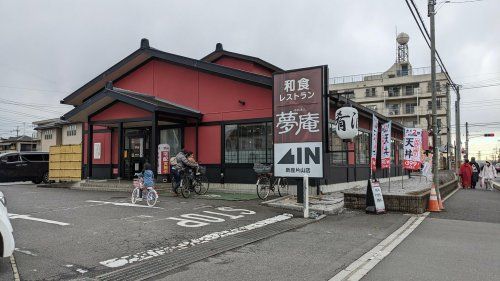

left=114, top=60, right=272, bottom=124
left=112, top=129, right=119, bottom=165
left=197, top=126, right=221, bottom=164
left=184, top=127, right=196, bottom=155
left=212, top=56, right=273, bottom=77
left=91, top=102, right=151, bottom=121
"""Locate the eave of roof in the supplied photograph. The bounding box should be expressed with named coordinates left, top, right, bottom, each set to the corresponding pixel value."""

left=201, top=43, right=283, bottom=73
left=61, top=39, right=273, bottom=106
left=62, top=85, right=202, bottom=123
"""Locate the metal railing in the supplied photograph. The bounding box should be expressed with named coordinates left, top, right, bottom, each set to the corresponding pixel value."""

left=330, top=66, right=442, bottom=84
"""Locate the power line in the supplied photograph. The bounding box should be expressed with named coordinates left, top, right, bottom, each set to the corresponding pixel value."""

left=405, top=0, right=459, bottom=93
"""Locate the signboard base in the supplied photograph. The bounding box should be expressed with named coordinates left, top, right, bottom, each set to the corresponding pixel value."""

left=365, top=180, right=386, bottom=214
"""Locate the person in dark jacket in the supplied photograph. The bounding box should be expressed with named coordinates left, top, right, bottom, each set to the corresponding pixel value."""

left=470, top=157, right=480, bottom=189
left=171, top=150, right=198, bottom=194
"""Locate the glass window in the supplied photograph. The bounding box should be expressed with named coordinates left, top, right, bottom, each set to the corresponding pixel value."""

left=44, top=129, right=53, bottom=140
left=4, top=154, right=20, bottom=162
left=329, top=125, right=347, bottom=165
left=67, top=124, right=77, bottom=136
left=160, top=128, right=182, bottom=157
left=224, top=122, right=272, bottom=164
left=22, top=154, right=45, bottom=161
left=356, top=131, right=370, bottom=165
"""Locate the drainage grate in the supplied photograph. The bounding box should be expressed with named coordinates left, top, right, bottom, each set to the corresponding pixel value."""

left=95, top=217, right=317, bottom=281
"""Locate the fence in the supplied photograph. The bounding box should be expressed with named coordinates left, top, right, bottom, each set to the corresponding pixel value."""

left=49, top=144, right=82, bottom=182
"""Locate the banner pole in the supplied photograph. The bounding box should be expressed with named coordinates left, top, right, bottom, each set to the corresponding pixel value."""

left=388, top=167, right=391, bottom=193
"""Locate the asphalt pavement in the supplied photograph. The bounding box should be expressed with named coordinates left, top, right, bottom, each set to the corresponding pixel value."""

left=0, top=183, right=290, bottom=280
left=362, top=188, right=500, bottom=281
left=0, top=183, right=411, bottom=281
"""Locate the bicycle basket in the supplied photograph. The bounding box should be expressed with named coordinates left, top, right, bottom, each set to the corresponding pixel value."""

left=253, top=163, right=272, bottom=174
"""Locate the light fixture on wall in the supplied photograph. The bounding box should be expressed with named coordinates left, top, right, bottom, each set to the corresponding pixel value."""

left=238, top=100, right=246, bottom=106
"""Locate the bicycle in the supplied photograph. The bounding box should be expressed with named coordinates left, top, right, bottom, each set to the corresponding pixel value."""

left=253, top=163, right=289, bottom=200
left=131, top=173, right=158, bottom=207
left=177, top=166, right=210, bottom=198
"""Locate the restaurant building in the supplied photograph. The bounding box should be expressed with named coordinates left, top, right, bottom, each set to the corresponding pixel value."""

left=62, top=39, right=405, bottom=186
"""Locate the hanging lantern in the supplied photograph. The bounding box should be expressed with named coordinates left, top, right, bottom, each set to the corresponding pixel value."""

left=335, top=107, right=358, bottom=139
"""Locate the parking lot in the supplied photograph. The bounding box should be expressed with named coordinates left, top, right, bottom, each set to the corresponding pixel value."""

left=0, top=183, right=291, bottom=280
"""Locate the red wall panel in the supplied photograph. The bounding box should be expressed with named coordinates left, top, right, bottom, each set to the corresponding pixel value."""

left=184, top=127, right=196, bottom=155
left=213, top=56, right=273, bottom=77
left=91, top=132, right=112, bottom=164
left=197, top=126, right=221, bottom=164
left=198, top=71, right=271, bottom=122
left=91, top=102, right=150, bottom=121
left=114, top=61, right=154, bottom=95
left=153, top=60, right=199, bottom=109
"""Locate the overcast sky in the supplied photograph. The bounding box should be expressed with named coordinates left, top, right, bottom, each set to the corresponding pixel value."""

left=0, top=0, right=498, bottom=158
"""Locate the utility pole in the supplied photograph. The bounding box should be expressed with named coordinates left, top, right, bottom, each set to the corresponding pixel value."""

left=465, top=122, right=469, bottom=160
left=11, top=126, right=20, bottom=137
left=428, top=0, right=440, bottom=195
left=455, top=87, right=461, bottom=172
left=446, top=84, right=451, bottom=170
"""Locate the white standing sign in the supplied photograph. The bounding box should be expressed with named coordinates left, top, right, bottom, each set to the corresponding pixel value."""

left=371, top=181, right=386, bottom=213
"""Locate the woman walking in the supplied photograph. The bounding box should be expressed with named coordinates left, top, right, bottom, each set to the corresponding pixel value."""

left=480, top=161, right=497, bottom=191
left=459, top=159, right=473, bottom=189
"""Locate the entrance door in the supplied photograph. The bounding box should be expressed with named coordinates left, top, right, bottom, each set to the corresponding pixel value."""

left=123, top=129, right=151, bottom=179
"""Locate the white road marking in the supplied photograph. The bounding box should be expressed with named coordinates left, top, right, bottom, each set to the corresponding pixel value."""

left=99, top=213, right=293, bottom=268
left=85, top=200, right=163, bottom=209
left=15, top=248, right=38, bottom=256
left=8, top=213, right=70, bottom=226
left=76, top=268, right=88, bottom=274
left=328, top=213, right=428, bottom=281
left=10, top=255, right=21, bottom=281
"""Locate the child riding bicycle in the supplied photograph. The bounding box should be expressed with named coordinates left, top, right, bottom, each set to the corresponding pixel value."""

left=136, top=162, right=154, bottom=201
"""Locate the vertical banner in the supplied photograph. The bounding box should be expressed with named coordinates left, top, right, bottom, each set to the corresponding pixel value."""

left=403, top=128, right=423, bottom=170
left=273, top=66, right=326, bottom=178
left=157, top=144, right=170, bottom=175
left=381, top=121, right=392, bottom=169
left=370, top=115, right=379, bottom=172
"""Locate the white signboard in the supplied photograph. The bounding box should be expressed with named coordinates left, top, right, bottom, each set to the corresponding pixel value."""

left=157, top=144, right=170, bottom=174
left=93, top=142, right=101, bottom=160
left=403, top=128, right=423, bottom=170
left=371, top=181, right=386, bottom=213
left=274, top=142, right=323, bottom=178
left=370, top=115, right=379, bottom=172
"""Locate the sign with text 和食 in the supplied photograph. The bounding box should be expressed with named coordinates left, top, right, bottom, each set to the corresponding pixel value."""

left=273, top=66, right=327, bottom=178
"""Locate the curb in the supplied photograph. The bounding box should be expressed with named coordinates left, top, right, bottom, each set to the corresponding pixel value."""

left=261, top=196, right=344, bottom=215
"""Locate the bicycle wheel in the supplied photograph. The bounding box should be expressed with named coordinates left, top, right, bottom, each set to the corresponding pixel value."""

left=256, top=176, right=271, bottom=200
left=194, top=175, right=210, bottom=195
left=180, top=177, right=191, bottom=198
left=146, top=190, right=158, bottom=207
left=131, top=187, right=140, bottom=204
left=278, top=178, right=289, bottom=197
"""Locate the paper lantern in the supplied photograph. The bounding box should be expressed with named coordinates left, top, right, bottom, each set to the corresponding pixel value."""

left=335, top=107, right=358, bottom=139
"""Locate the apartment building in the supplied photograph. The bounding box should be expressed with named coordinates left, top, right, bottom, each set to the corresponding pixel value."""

left=329, top=33, right=450, bottom=149
left=33, top=118, right=82, bottom=152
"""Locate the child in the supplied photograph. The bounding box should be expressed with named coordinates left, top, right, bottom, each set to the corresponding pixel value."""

left=138, top=162, right=154, bottom=200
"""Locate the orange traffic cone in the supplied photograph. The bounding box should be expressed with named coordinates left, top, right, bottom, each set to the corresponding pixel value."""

left=437, top=191, right=445, bottom=210
left=428, top=184, right=441, bottom=212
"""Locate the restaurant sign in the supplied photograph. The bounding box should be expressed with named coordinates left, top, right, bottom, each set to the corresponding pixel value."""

left=403, top=128, right=422, bottom=170
left=273, top=66, right=327, bottom=178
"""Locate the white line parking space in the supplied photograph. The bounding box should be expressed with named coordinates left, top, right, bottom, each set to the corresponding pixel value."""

left=99, top=213, right=293, bottom=268
left=8, top=213, right=70, bottom=226
left=85, top=200, right=164, bottom=209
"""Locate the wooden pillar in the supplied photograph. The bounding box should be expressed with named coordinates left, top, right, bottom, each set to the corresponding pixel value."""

left=195, top=120, right=199, bottom=158
left=118, top=122, right=123, bottom=179
left=87, top=120, right=93, bottom=179
left=151, top=113, right=159, bottom=175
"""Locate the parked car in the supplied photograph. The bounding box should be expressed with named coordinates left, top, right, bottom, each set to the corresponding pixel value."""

left=0, top=191, right=14, bottom=258
left=0, top=152, right=49, bottom=184
left=495, top=163, right=500, bottom=173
